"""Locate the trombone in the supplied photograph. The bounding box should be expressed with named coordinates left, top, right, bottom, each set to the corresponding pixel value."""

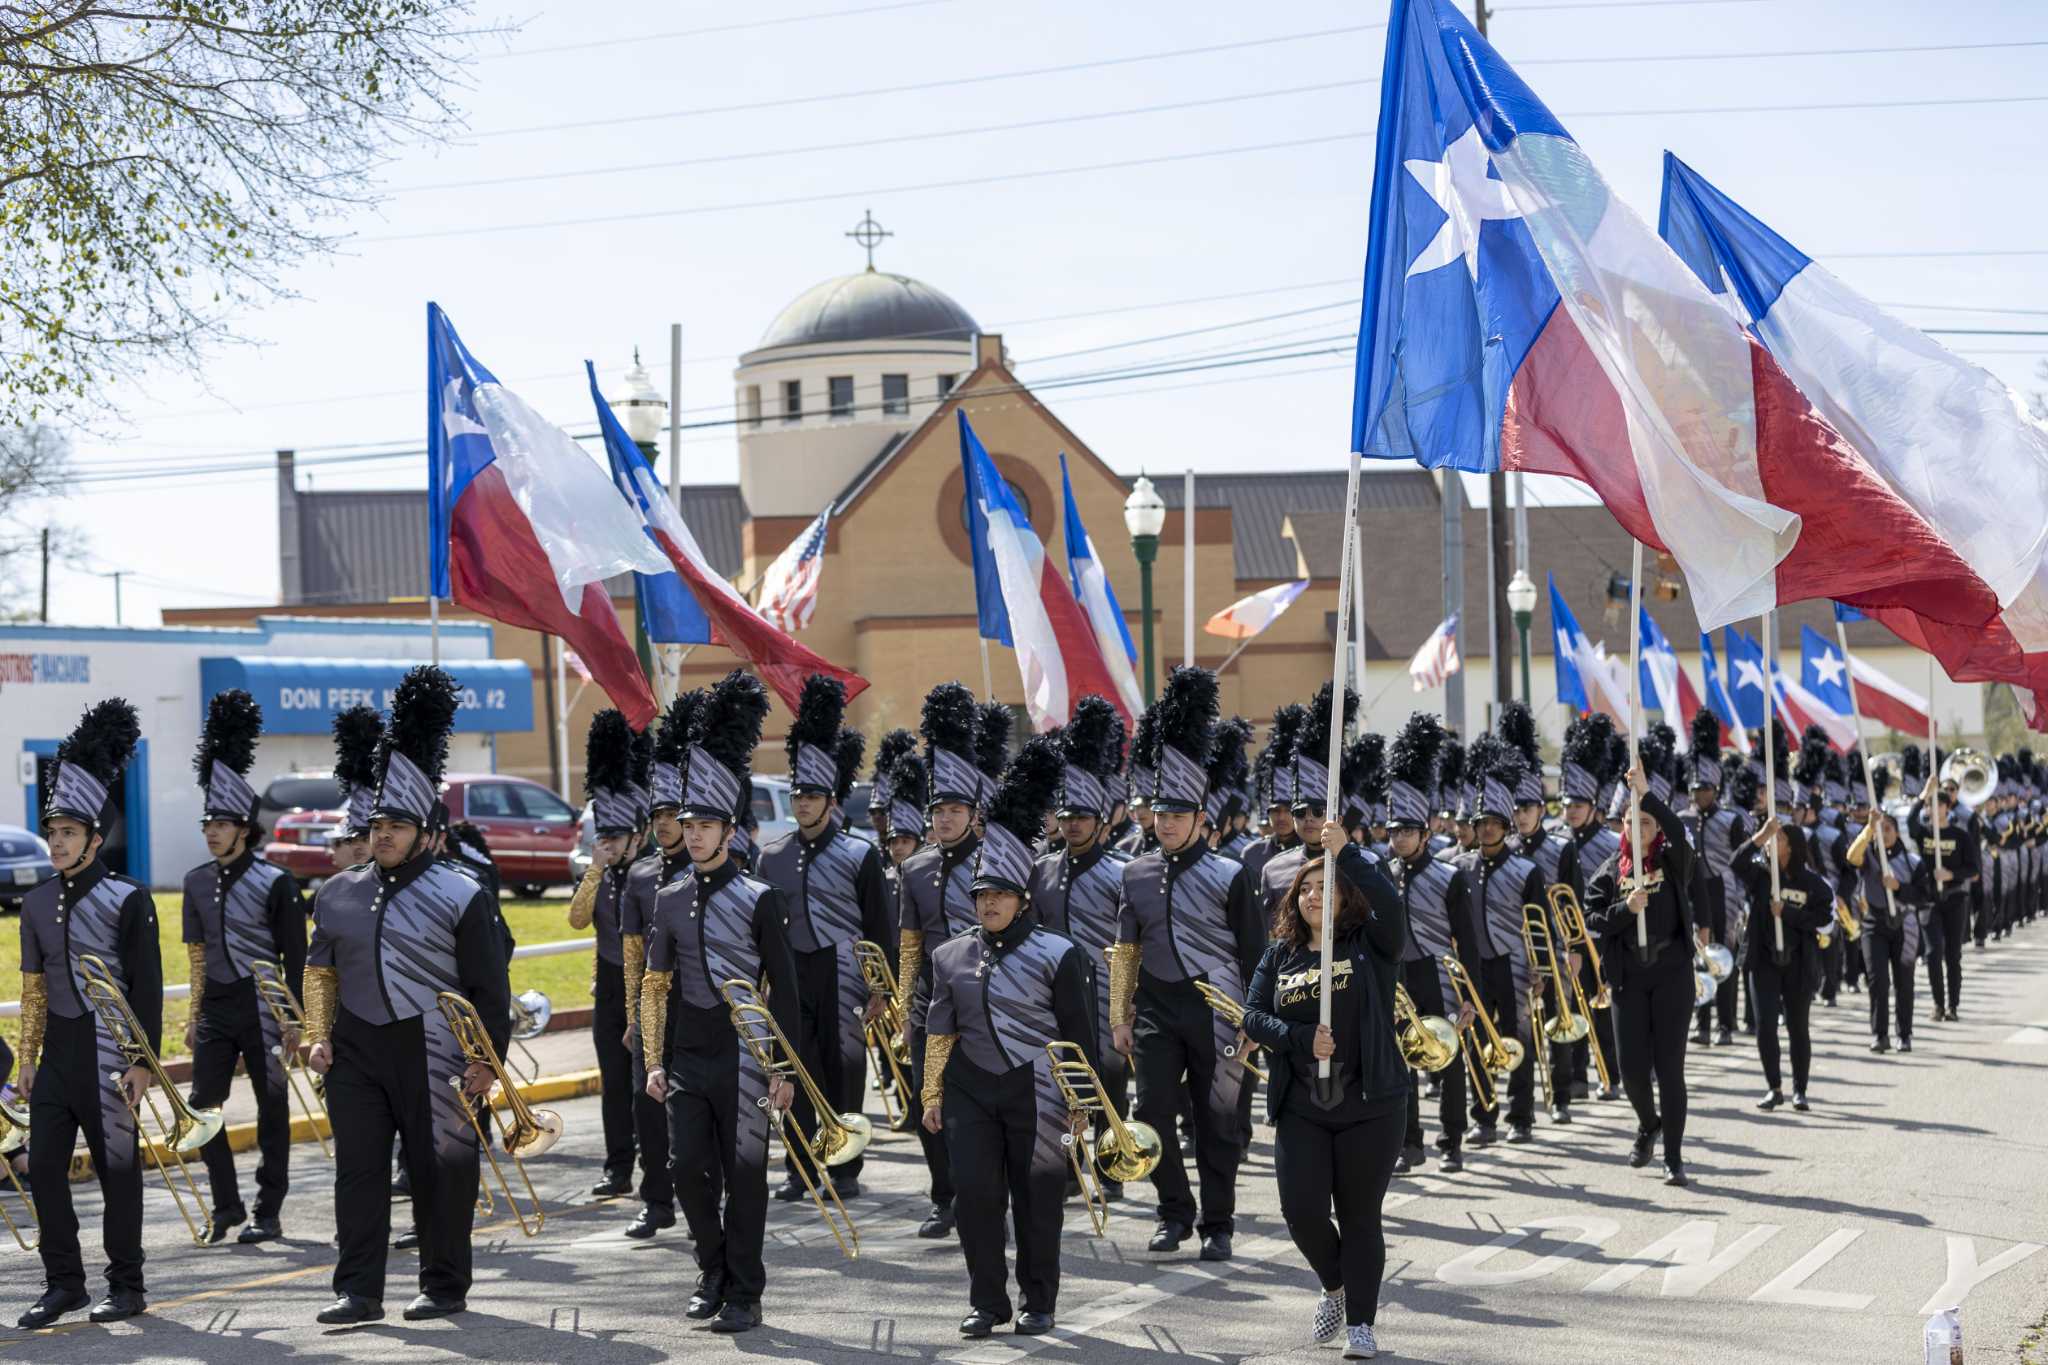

left=435, top=991, right=563, bottom=1238
left=1046, top=1040, right=1162, bottom=1237
left=1548, top=884, right=1610, bottom=1010
left=76, top=954, right=223, bottom=1247
left=1393, top=984, right=1459, bottom=1074
left=507, top=989, right=552, bottom=1083
left=853, top=940, right=916, bottom=1131
left=0, top=1091, right=37, bottom=1250
left=1191, top=980, right=1268, bottom=1084
left=249, top=959, right=332, bottom=1159
left=720, top=978, right=864, bottom=1260
left=1520, top=903, right=1594, bottom=1110
left=1440, top=954, right=1524, bottom=1114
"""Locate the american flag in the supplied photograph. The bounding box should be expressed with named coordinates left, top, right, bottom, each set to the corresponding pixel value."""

left=757, top=506, right=833, bottom=632
left=1408, top=613, right=1462, bottom=692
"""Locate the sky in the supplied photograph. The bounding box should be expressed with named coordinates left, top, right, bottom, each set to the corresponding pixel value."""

left=24, top=0, right=2048, bottom=628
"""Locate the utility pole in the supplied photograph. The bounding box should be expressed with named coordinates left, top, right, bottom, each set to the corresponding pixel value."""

left=108, top=571, right=124, bottom=625
left=1442, top=472, right=1466, bottom=732
left=1472, top=0, right=1513, bottom=715
left=39, top=526, right=50, bottom=622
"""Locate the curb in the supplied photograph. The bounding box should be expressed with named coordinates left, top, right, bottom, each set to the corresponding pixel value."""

left=152, top=1006, right=599, bottom=1086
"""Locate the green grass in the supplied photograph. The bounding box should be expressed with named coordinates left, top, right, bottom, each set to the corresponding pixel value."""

left=2, top=893, right=595, bottom=1062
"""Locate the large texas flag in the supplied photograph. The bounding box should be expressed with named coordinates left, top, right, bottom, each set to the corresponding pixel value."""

left=428, top=304, right=661, bottom=727
left=1349, top=0, right=1997, bottom=635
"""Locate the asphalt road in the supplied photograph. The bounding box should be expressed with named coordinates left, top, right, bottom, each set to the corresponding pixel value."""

left=5, top=932, right=2045, bottom=1364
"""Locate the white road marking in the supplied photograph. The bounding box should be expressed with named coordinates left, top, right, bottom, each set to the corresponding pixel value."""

left=1999, top=1024, right=2048, bottom=1045
left=1583, top=1220, right=1782, bottom=1298
left=1917, top=1236, right=2045, bottom=1315
left=1748, top=1228, right=1874, bottom=1311
left=1434, top=1215, right=1619, bottom=1287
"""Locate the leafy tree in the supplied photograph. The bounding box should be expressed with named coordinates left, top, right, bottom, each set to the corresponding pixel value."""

left=0, top=424, right=78, bottom=615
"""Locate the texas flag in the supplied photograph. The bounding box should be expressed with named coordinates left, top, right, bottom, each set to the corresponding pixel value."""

left=1208, top=580, right=1310, bottom=641
left=1350, top=0, right=1997, bottom=634
left=1059, top=454, right=1145, bottom=718
left=960, top=414, right=1130, bottom=733
left=428, top=305, right=662, bottom=728
left=1549, top=575, right=1628, bottom=726
left=1698, top=631, right=1750, bottom=755
left=1720, top=628, right=1772, bottom=734
left=1802, top=624, right=1930, bottom=736
left=1637, top=605, right=1703, bottom=749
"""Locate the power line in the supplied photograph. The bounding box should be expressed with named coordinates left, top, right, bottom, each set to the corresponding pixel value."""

left=488, top=0, right=962, bottom=60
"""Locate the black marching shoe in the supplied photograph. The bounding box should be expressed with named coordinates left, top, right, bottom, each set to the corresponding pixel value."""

left=1570, top=1079, right=1591, bottom=1101
left=1439, top=1151, right=1464, bottom=1174
left=1401, top=1142, right=1426, bottom=1167
left=17, top=1287, right=90, bottom=1330
left=1549, top=1105, right=1571, bottom=1125
left=1662, top=1162, right=1688, bottom=1188
left=1506, top=1123, right=1533, bottom=1145
left=1596, top=1084, right=1620, bottom=1102
left=206, top=1205, right=247, bottom=1245
left=392, top=1228, right=421, bottom=1251
left=1756, top=1090, right=1784, bottom=1112
left=959, top=1308, right=1008, bottom=1338
left=1792, top=1092, right=1809, bottom=1112
left=403, top=1294, right=465, bottom=1320
left=238, top=1216, right=283, bottom=1245
left=1871, top=1036, right=1891, bottom=1054
left=89, top=1291, right=146, bottom=1324
left=316, top=1294, right=383, bottom=1326
left=1392, top=1152, right=1411, bottom=1175
left=1629, top=1122, right=1661, bottom=1168
left=624, top=1204, right=675, bottom=1240
left=1899, top=1037, right=1913, bottom=1053
left=1200, top=1232, right=1233, bottom=1263
left=1468, top=1123, right=1501, bottom=1148
left=1016, top=1311, right=1055, bottom=1335
left=919, top=1203, right=957, bottom=1239
left=686, top=1272, right=726, bottom=1320
left=830, top=1177, right=861, bottom=1199
left=771, top=1178, right=808, bottom=1203
left=1692, top=1024, right=1711, bottom=1046
left=710, top=1300, right=761, bottom=1334
left=1102, top=1180, right=1124, bottom=1202
left=1715, top=1027, right=1735, bottom=1046
left=590, top=1173, right=633, bottom=1198
left=1148, top=1220, right=1191, bottom=1253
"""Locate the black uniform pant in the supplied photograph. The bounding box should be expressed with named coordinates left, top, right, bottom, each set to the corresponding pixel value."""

left=787, top=946, right=867, bottom=1184
left=328, top=1012, right=477, bottom=1303
left=1819, top=934, right=1843, bottom=1004
left=1133, top=985, right=1243, bottom=1235
left=908, top=1020, right=955, bottom=1208
left=945, top=1058, right=1065, bottom=1319
left=1469, top=956, right=1534, bottom=1129
left=1575, top=953, right=1618, bottom=1091
left=1841, top=923, right=1865, bottom=990
left=1612, top=962, right=1691, bottom=1166
left=1400, top=962, right=1465, bottom=1154
left=1926, top=894, right=1966, bottom=1013
left=188, top=980, right=289, bottom=1221
left=30, top=1014, right=144, bottom=1296
left=666, top=1035, right=770, bottom=1302
left=1695, top=882, right=1738, bottom=1033
left=593, top=963, right=671, bottom=1207
left=626, top=1023, right=674, bottom=1210
left=1863, top=924, right=1915, bottom=1043
left=1274, top=1098, right=1403, bottom=1328
left=1751, top=955, right=1813, bottom=1094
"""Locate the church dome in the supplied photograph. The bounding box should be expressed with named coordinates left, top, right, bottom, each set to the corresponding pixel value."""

left=754, top=269, right=979, bottom=351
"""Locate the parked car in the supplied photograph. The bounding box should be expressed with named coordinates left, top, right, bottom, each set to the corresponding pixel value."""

left=259, top=771, right=347, bottom=884
left=442, top=773, right=583, bottom=898
left=0, top=824, right=55, bottom=913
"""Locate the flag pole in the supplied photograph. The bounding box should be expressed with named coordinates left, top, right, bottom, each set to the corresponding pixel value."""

left=1761, top=611, right=1783, bottom=956
left=1183, top=469, right=1196, bottom=668
left=1318, top=453, right=1363, bottom=1101
left=555, top=637, right=570, bottom=802
left=1352, top=523, right=1368, bottom=698
left=1929, top=656, right=1942, bottom=895
left=1626, top=542, right=1646, bottom=952
left=1216, top=637, right=1253, bottom=676
left=980, top=638, right=995, bottom=700
left=429, top=594, right=439, bottom=665
left=1836, top=619, right=1896, bottom=921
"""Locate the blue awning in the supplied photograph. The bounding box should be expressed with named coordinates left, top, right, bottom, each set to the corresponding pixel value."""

left=200, top=657, right=534, bottom=734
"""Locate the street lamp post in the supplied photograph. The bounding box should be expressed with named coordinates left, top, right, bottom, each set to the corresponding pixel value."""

left=617, top=350, right=668, bottom=688
left=1124, top=474, right=1167, bottom=705
left=1506, top=568, right=1536, bottom=707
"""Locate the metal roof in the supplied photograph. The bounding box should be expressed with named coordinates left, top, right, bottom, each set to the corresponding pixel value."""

left=1150, top=469, right=1439, bottom=580
left=753, top=270, right=979, bottom=352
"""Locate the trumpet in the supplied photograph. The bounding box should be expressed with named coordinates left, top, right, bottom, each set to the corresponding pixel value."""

left=0, top=1090, right=37, bottom=1251
left=1393, top=984, right=1459, bottom=1074
left=435, top=991, right=563, bottom=1238
left=853, top=940, right=916, bottom=1131
left=1192, top=980, right=1268, bottom=1084
left=76, top=954, right=223, bottom=1247
left=720, top=978, right=863, bottom=1260
left=506, top=989, right=552, bottom=1083
left=249, top=959, right=332, bottom=1160
left=1046, top=1041, right=1162, bottom=1237
left=1440, top=954, right=1524, bottom=1114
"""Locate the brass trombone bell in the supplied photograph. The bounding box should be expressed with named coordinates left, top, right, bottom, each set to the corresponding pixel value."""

left=1192, top=980, right=1268, bottom=1084
left=1046, top=1040, right=1162, bottom=1237
left=436, top=990, right=561, bottom=1238
left=1393, top=984, right=1459, bottom=1074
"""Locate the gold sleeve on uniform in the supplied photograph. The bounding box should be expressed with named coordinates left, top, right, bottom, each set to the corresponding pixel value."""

left=301, top=966, right=338, bottom=1045
left=567, top=863, right=604, bottom=931
left=921, top=1032, right=957, bottom=1109
left=186, top=943, right=208, bottom=1015
left=17, top=973, right=47, bottom=1071
left=1106, top=942, right=1140, bottom=1028
left=895, top=929, right=924, bottom=1018
left=622, top=933, right=646, bottom=1026
left=639, top=971, right=672, bottom=1069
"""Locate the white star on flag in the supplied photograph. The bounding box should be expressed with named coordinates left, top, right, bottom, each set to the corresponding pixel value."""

left=1813, top=648, right=1847, bottom=688
left=1404, top=126, right=1524, bottom=281
left=1732, top=658, right=1766, bottom=695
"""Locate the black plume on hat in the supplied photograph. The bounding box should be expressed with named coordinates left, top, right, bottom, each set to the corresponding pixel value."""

left=1870, top=760, right=1893, bottom=804
left=1846, top=749, right=1867, bottom=791
left=788, top=674, right=848, bottom=794
left=385, top=666, right=460, bottom=788
left=871, top=728, right=918, bottom=788
left=1605, top=729, right=1629, bottom=782
left=194, top=689, right=262, bottom=787
left=1157, top=666, right=1220, bottom=758
left=1390, top=712, right=1444, bottom=789
left=1207, top=716, right=1252, bottom=799
left=1294, top=681, right=1358, bottom=810
left=1901, top=743, right=1925, bottom=788
left=833, top=731, right=865, bottom=805
left=696, top=670, right=770, bottom=777
left=1768, top=718, right=1792, bottom=778
left=975, top=700, right=1013, bottom=782
left=46, top=698, right=142, bottom=831
left=655, top=690, right=702, bottom=768
left=1690, top=707, right=1723, bottom=762
left=1468, top=732, right=1518, bottom=820
left=1347, top=732, right=1388, bottom=817
left=1729, top=764, right=1761, bottom=811
left=975, top=734, right=1063, bottom=895
left=1129, top=705, right=1160, bottom=772
left=1063, top=695, right=1125, bottom=778
left=584, top=710, right=635, bottom=797
left=1795, top=724, right=1829, bottom=789
left=1258, top=702, right=1307, bottom=806
left=1640, top=723, right=1673, bottom=777
left=1564, top=712, right=1617, bottom=778
left=921, top=681, right=981, bottom=806
left=1497, top=700, right=1541, bottom=771
left=1437, top=734, right=1466, bottom=811
left=333, top=706, right=383, bottom=791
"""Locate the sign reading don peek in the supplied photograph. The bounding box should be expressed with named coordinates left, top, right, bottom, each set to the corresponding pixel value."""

left=199, top=657, right=534, bottom=734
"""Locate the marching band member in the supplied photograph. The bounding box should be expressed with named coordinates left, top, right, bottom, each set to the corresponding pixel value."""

left=869, top=729, right=921, bottom=862
left=1561, top=715, right=1622, bottom=1101
left=1456, top=736, right=1541, bottom=1145
left=1385, top=714, right=1476, bottom=1175
left=1813, top=750, right=1852, bottom=1006
left=1683, top=709, right=1747, bottom=1048
left=899, top=682, right=985, bottom=1238
left=640, top=671, right=794, bottom=1335
left=181, top=690, right=305, bottom=1245
left=15, top=700, right=156, bottom=1330
left=1032, top=696, right=1131, bottom=1197
left=1499, top=703, right=1580, bottom=1122
left=569, top=709, right=652, bottom=1204
left=1436, top=737, right=1472, bottom=857
left=326, top=706, right=382, bottom=872
left=1117, top=712, right=1160, bottom=858
left=882, top=750, right=930, bottom=886
left=923, top=736, right=1098, bottom=1338
left=1262, top=686, right=1355, bottom=915
left=616, top=691, right=704, bottom=1240
left=1835, top=755, right=1872, bottom=997
left=1909, top=762, right=1979, bottom=1022
left=1110, top=666, right=1262, bottom=1262
left=1244, top=818, right=1407, bottom=1360
left=305, top=666, right=511, bottom=1325
left=757, top=676, right=891, bottom=1204
left=1584, top=760, right=1708, bottom=1187
left=1205, top=718, right=1254, bottom=860
left=1733, top=815, right=1834, bottom=1112
left=1846, top=774, right=1921, bottom=1053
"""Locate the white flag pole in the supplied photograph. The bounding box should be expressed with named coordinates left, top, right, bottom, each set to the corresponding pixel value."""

left=1761, top=611, right=1783, bottom=956
left=980, top=638, right=995, bottom=700
left=1318, top=454, right=1363, bottom=1096
left=1352, top=523, right=1368, bottom=696
left=1626, top=541, right=1646, bottom=951
left=1837, top=619, right=1897, bottom=921
left=1929, top=657, right=1942, bottom=893
left=555, top=637, right=570, bottom=803
left=1184, top=469, right=1196, bottom=668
